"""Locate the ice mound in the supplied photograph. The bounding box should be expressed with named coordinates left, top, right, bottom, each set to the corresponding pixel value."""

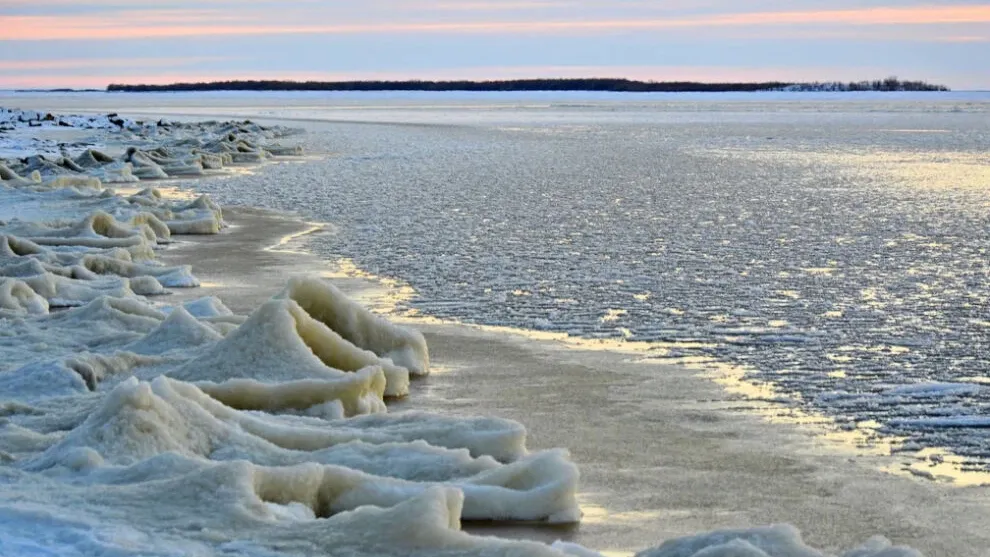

left=80, top=253, right=199, bottom=287
left=0, top=257, right=84, bottom=280
left=29, top=377, right=215, bottom=466
left=0, top=296, right=167, bottom=378
left=166, top=378, right=526, bottom=460
left=166, top=194, right=225, bottom=234
left=178, top=296, right=234, bottom=318
left=18, top=154, right=88, bottom=178
left=126, top=306, right=223, bottom=355
left=0, top=234, right=45, bottom=258
left=16, top=271, right=138, bottom=307
left=89, top=161, right=140, bottom=183
left=0, top=277, right=49, bottom=314
left=50, top=295, right=165, bottom=331
left=282, top=276, right=430, bottom=376
left=169, top=296, right=410, bottom=398
left=246, top=453, right=578, bottom=522
left=0, top=470, right=585, bottom=557
left=120, top=188, right=225, bottom=235
left=72, top=149, right=116, bottom=169
left=0, top=163, right=40, bottom=187
left=194, top=368, right=388, bottom=417
left=65, top=352, right=168, bottom=391
left=322, top=411, right=529, bottom=462
left=635, top=524, right=923, bottom=557
left=144, top=377, right=512, bottom=476
left=6, top=211, right=163, bottom=249
left=244, top=486, right=585, bottom=556
left=0, top=211, right=202, bottom=303
left=40, top=174, right=103, bottom=190
left=0, top=360, right=90, bottom=400
left=2, top=112, right=300, bottom=185
left=29, top=376, right=578, bottom=522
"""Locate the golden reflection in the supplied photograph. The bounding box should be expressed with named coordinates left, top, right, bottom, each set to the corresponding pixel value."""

left=600, top=308, right=628, bottom=323
left=578, top=497, right=661, bottom=557
left=312, top=238, right=990, bottom=488
left=883, top=448, right=990, bottom=487
left=264, top=221, right=327, bottom=256
left=676, top=355, right=990, bottom=486
left=113, top=184, right=199, bottom=200
left=321, top=257, right=417, bottom=315
left=723, top=148, right=990, bottom=193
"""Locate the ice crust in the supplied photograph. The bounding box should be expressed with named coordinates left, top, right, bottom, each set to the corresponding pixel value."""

left=0, top=107, right=925, bottom=557
left=633, top=525, right=921, bottom=557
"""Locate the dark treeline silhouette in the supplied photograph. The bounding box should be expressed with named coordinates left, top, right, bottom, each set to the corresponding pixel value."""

left=782, top=77, right=949, bottom=92
left=106, top=77, right=949, bottom=93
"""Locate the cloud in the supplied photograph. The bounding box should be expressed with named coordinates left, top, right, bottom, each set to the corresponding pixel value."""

left=0, top=56, right=229, bottom=73
left=426, top=1, right=574, bottom=11
left=3, top=5, right=989, bottom=41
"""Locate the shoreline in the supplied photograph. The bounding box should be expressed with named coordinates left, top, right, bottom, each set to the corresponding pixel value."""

left=2, top=100, right=987, bottom=555
left=161, top=203, right=990, bottom=555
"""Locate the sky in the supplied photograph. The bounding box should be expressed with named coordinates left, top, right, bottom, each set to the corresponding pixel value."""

left=1, top=1, right=988, bottom=90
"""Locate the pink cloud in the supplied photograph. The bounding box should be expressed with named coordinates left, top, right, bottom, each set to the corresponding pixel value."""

left=3, top=5, right=989, bottom=41
left=0, top=56, right=228, bottom=72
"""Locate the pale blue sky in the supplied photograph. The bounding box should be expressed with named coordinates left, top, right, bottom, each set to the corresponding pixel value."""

left=1, top=1, right=987, bottom=89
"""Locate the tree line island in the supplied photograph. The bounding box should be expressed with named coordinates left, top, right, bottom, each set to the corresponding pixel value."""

left=104, top=77, right=948, bottom=93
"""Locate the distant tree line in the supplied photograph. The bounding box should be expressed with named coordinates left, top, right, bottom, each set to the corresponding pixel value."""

left=106, top=77, right=949, bottom=93
left=781, top=77, right=949, bottom=92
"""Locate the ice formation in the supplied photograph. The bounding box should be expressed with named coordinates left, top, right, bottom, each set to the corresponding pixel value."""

left=0, top=111, right=306, bottom=314
left=281, top=277, right=430, bottom=376
left=634, top=524, right=922, bottom=557
left=0, top=107, right=926, bottom=557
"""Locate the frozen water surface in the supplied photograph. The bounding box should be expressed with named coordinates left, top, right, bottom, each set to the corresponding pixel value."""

left=44, top=92, right=990, bottom=470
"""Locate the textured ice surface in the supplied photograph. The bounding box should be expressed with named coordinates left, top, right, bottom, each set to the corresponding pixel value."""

left=634, top=525, right=921, bottom=557
left=0, top=101, right=931, bottom=556
left=0, top=109, right=313, bottom=314
left=183, top=97, right=990, bottom=470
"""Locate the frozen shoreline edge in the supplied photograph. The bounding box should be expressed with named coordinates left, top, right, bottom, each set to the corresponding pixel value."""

left=149, top=139, right=950, bottom=554
left=0, top=105, right=956, bottom=556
